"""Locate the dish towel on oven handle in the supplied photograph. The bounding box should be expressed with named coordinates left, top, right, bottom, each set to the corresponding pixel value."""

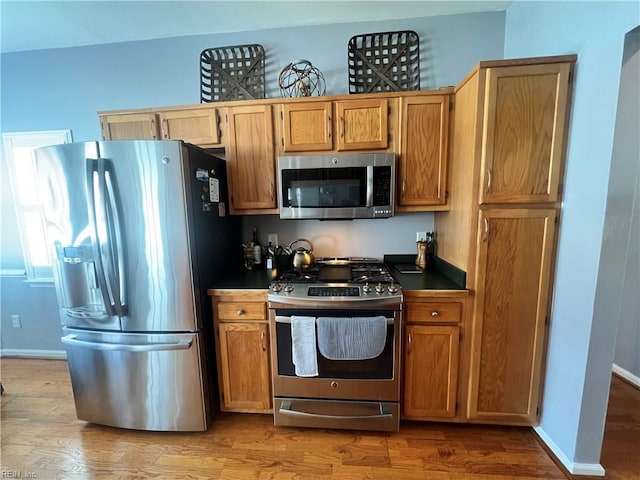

left=317, top=316, right=387, bottom=360
left=290, top=316, right=319, bottom=377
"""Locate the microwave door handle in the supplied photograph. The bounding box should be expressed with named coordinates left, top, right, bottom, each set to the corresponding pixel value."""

left=366, top=165, right=373, bottom=207
left=86, top=159, right=115, bottom=317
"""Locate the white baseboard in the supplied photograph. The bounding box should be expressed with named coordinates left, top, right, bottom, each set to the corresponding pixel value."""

left=1, top=349, right=66, bottom=359
left=534, top=426, right=606, bottom=477
left=612, top=363, right=640, bottom=387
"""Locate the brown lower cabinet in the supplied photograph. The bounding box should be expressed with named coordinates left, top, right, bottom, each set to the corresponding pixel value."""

left=402, top=294, right=468, bottom=421
left=466, top=208, right=557, bottom=425
left=210, top=290, right=272, bottom=413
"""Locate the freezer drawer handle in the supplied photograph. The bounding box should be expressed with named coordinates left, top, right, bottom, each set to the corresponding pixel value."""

left=279, top=400, right=393, bottom=421
left=61, top=334, right=193, bottom=352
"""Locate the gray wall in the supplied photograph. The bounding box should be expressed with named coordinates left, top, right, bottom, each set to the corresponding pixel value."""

left=0, top=11, right=505, bottom=353
left=504, top=0, right=639, bottom=474
left=610, top=29, right=640, bottom=380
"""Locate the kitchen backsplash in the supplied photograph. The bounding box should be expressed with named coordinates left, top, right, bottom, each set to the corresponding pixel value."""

left=241, top=212, right=435, bottom=258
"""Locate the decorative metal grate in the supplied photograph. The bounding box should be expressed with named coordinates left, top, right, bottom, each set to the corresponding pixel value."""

left=347, top=30, right=420, bottom=93
left=200, top=44, right=265, bottom=102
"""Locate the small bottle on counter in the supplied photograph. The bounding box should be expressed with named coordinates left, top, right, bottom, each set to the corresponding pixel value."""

left=252, top=227, right=262, bottom=268
left=426, top=232, right=436, bottom=269
left=265, top=242, right=274, bottom=270
left=415, top=241, right=427, bottom=269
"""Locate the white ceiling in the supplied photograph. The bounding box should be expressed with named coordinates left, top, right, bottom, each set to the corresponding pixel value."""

left=0, top=0, right=512, bottom=54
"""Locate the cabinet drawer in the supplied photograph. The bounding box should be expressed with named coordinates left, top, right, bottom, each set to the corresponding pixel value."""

left=405, top=302, right=461, bottom=324
left=217, top=302, right=266, bottom=321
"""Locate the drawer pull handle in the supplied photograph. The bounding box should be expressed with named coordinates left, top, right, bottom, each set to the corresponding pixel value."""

left=431, top=311, right=439, bottom=317
left=237, top=309, right=245, bottom=316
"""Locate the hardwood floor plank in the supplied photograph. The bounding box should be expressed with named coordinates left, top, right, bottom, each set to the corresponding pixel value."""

left=2, top=358, right=631, bottom=479
left=600, top=375, right=640, bottom=480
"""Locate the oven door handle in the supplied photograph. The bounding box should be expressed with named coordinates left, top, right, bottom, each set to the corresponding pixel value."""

left=274, top=316, right=395, bottom=325
left=279, top=400, right=394, bottom=420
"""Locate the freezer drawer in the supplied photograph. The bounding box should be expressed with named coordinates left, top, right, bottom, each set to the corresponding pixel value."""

left=62, top=328, right=210, bottom=431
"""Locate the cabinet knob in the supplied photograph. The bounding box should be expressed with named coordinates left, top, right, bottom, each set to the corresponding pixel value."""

left=236, top=309, right=245, bottom=316
left=431, top=311, right=439, bottom=317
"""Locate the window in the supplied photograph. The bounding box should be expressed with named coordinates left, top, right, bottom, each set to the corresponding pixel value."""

left=3, top=130, right=73, bottom=282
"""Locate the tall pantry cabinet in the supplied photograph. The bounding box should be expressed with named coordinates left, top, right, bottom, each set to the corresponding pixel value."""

left=435, top=56, right=576, bottom=425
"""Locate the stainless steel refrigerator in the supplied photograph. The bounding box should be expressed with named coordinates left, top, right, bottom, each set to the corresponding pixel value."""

left=35, top=140, right=241, bottom=431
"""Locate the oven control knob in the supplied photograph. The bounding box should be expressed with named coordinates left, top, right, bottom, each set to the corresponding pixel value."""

left=387, top=283, right=399, bottom=294
left=270, top=282, right=282, bottom=293
left=284, top=283, right=294, bottom=293
left=362, top=282, right=372, bottom=294
left=375, top=282, right=385, bottom=294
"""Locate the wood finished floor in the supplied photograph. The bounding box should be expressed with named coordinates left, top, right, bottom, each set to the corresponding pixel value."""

left=0, top=358, right=635, bottom=480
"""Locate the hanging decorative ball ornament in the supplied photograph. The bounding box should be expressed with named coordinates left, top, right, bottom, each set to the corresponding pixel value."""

left=277, top=59, right=326, bottom=97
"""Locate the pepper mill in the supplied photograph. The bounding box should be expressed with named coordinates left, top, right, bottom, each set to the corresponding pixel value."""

left=415, top=241, right=427, bottom=269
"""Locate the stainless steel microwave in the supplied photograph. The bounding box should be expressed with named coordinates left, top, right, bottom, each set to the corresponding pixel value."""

left=277, top=153, right=395, bottom=220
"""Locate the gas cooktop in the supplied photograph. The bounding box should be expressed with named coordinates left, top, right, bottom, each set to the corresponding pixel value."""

left=274, top=258, right=395, bottom=285
left=268, top=258, right=402, bottom=302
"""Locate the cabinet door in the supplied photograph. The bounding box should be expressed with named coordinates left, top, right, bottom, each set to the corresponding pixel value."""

left=217, top=322, right=271, bottom=412
left=280, top=102, right=332, bottom=152
left=226, top=105, right=276, bottom=212
left=399, top=95, right=450, bottom=207
left=159, top=108, right=220, bottom=145
left=480, top=63, right=571, bottom=204
left=100, top=113, right=158, bottom=140
left=404, top=325, right=459, bottom=418
left=336, top=99, right=388, bottom=151
left=467, top=208, right=557, bottom=424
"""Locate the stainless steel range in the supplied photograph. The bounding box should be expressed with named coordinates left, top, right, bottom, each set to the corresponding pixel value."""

left=268, top=258, right=402, bottom=432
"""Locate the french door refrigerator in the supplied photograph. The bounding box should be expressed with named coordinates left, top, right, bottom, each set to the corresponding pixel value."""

left=35, top=140, right=241, bottom=431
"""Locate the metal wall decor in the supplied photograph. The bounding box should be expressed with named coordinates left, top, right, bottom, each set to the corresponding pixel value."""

left=347, top=30, right=420, bottom=93
left=277, top=59, right=326, bottom=98
left=200, top=44, right=265, bottom=102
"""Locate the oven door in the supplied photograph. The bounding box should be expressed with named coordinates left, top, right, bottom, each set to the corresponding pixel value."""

left=269, top=308, right=401, bottom=402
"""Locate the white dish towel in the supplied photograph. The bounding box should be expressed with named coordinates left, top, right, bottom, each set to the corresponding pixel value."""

left=290, top=316, right=319, bottom=377
left=317, top=316, right=387, bottom=360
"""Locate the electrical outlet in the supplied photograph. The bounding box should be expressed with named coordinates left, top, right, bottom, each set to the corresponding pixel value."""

left=267, top=233, right=278, bottom=247
left=416, top=231, right=427, bottom=242
left=11, top=314, right=21, bottom=328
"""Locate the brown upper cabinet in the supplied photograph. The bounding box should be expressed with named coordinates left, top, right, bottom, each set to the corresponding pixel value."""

left=277, top=98, right=391, bottom=154
left=335, top=98, right=389, bottom=151
left=278, top=101, right=333, bottom=152
left=225, top=104, right=277, bottom=214
left=479, top=63, right=571, bottom=205
left=100, top=113, right=159, bottom=140
left=100, top=107, right=222, bottom=146
left=157, top=107, right=221, bottom=146
left=397, top=95, right=450, bottom=210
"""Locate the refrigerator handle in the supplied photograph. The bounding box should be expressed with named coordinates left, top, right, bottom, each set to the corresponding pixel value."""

left=86, top=159, right=116, bottom=318
left=62, top=334, right=193, bottom=352
left=101, top=160, right=127, bottom=317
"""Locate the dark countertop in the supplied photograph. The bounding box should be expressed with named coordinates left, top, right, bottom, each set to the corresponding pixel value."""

left=210, top=268, right=277, bottom=290
left=210, top=255, right=467, bottom=293
left=384, top=254, right=467, bottom=292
